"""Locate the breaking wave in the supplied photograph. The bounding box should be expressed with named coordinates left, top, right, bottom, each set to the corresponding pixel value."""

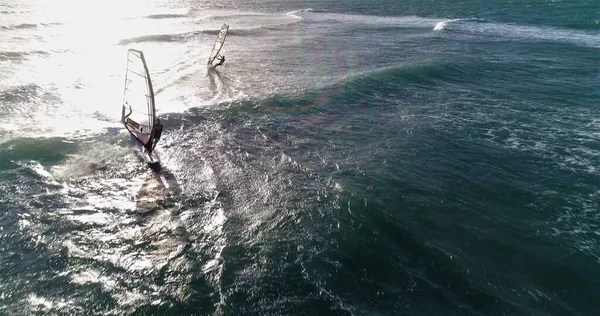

left=434, top=18, right=600, bottom=48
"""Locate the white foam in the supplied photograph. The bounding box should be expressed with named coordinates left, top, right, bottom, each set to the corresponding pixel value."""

left=434, top=18, right=600, bottom=48
left=286, top=8, right=313, bottom=20
left=300, top=11, right=443, bottom=28
left=434, top=18, right=485, bottom=31
left=433, top=21, right=448, bottom=31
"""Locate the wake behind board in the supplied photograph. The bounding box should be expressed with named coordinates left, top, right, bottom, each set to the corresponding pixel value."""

left=134, top=147, right=183, bottom=213
left=135, top=155, right=171, bottom=212
left=131, top=141, right=161, bottom=170
left=142, top=146, right=160, bottom=165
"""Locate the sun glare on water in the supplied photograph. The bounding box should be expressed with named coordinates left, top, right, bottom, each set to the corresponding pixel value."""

left=1, top=0, right=190, bottom=139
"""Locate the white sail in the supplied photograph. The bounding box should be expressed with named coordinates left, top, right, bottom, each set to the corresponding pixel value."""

left=207, top=23, right=229, bottom=66
left=122, top=49, right=156, bottom=150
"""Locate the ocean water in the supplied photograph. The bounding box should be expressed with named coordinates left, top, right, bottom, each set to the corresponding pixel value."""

left=1, top=0, right=599, bottom=314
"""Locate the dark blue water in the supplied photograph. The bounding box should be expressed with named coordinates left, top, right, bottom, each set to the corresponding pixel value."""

left=1, top=0, right=599, bottom=314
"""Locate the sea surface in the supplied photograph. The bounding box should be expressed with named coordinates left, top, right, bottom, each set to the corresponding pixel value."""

left=1, top=0, right=599, bottom=315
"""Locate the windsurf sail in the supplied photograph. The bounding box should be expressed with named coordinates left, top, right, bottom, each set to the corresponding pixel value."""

left=122, top=49, right=157, bottom=153
left=207, top=23, right=229, bottom=66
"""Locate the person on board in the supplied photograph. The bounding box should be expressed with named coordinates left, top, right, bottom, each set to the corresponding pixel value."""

left=146, top=117, right=163, bottom=153
left=153, top=118, right=163, bottom=144
left=214, top=55, right=225, bottom=68
left=154, top=118, right=163, bottom=141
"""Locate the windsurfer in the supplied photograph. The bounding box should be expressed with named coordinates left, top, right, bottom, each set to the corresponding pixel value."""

left=144, top=118, right=163, bottom=154
left=151, top=118, right=163, bottom=151
left=154, top=118, right=163, bottom=141
left=214, top=55, right=225, bottom=68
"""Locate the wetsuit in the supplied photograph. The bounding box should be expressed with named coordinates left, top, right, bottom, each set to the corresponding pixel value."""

left=214, top=55, right=225, bottom=68
left=147, top=118, right=163, bottom=153
left=152, top=118, right=162, bottom=150
left=154, top=119, right=163, bottom=141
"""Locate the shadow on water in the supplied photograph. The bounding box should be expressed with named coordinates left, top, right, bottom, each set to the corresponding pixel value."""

left=135, top=162, right=181, bottom=212
left=124, top=157, right=218, bottom=313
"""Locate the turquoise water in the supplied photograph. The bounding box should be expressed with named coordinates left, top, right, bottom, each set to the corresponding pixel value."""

left=1, top=0, right=599, bottom=314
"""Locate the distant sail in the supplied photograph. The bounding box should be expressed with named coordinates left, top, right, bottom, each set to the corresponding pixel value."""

left=122, top=49, right=156, bottom=152
left=207, top=23, right=229, bottom=66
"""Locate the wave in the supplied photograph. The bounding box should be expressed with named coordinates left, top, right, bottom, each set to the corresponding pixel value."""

left=294, top=11, right=443, bottom=29
left=117, top=33, right=191, bottom=45
left=0, top=50, right=49, bottom=60
left=286, top=8, right=313, bottom=19
left=0, top=84, right=44, bottom=104
left=434, top=18, right=600, bottom=48
left=117, top=27, right=260, bottom=45
left=197, top=10, right=303, bottom=30
left=0, top=137, right=79, bottom=170
left=223, top=59, right=482, bottom=120
left=0, top=22, right=62, bottom=30
left=223, top=61, right=460, bottom=115
left=204, top=28, right=260, bottom=37
left=145, top=13, right=189, bottom=20
left=0, top=10, right=27, bottom=14
left=0, top=23, right=37, bottom=30
left=433, top=18, right=486, bottom=31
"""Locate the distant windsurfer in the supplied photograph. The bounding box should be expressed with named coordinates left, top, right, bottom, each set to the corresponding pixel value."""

left=207, top=24, right=229, bottom=69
